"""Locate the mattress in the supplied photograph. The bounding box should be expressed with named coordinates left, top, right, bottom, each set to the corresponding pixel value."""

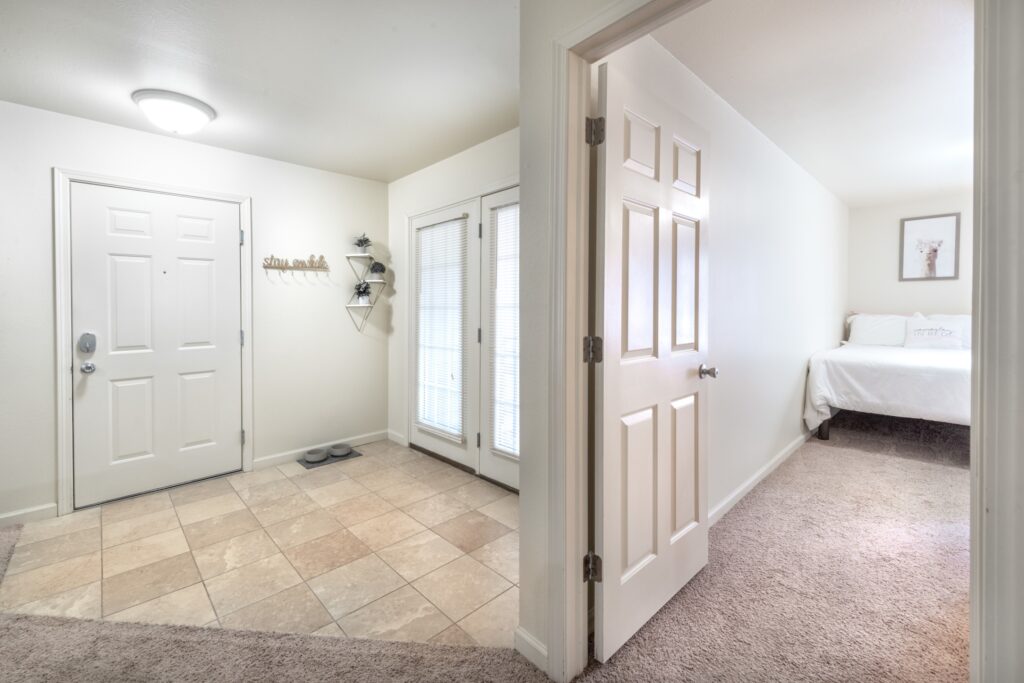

left=804, top=344, right=971, bottom=431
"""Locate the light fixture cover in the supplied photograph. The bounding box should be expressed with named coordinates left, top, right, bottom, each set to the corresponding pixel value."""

left=131, top=89, right=216, bottom=135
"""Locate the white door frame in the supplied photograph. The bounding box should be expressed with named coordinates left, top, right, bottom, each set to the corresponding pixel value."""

left=53, top=168, right=254, bottom=515
left=549, top=0, right=1015, bottom=681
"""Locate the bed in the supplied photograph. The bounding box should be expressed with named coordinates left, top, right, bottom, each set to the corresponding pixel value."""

left=804, top=314, right=972, bottom=438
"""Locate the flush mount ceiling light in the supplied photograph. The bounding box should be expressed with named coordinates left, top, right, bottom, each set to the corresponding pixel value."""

left=131, top=89, right=216, bottom=135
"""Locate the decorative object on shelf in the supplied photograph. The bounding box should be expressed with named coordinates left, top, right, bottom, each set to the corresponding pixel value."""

left=304, top=447, right=328, bottom=464
left=899, top=213, right=960, bottom=281
left=263, top=254, right=330, bottom=273
left=345, top=250, right=390, bottom=332
left=354, top=233, right=372, bottom=254
left=355, top=280, right=371, bottom=305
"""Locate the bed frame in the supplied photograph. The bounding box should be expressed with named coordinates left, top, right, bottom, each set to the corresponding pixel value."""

left=817, top=419, right=830, bottom=440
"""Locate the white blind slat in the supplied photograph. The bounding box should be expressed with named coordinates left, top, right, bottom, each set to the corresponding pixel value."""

left=416, top=217, right=467, bottom=440
left=489, top=203, right=520, bottom=456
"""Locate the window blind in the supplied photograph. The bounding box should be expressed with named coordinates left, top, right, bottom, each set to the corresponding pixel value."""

left=489, top=202, right=520, bottom=456
left=415, top=216, right=467, bottom=440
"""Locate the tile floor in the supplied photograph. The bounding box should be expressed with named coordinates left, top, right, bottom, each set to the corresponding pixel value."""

left=0, top=441, right=519, bottom=647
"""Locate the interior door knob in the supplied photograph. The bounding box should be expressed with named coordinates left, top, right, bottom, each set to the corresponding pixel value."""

left=80, top=362, right=97, bottom=374
left=698, top=363, right=719, bottom=379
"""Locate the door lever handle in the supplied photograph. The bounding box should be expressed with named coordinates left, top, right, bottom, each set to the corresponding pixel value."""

left=698, top=363, right=719, bottom=379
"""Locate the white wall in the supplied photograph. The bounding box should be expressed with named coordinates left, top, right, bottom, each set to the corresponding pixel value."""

left=0, top=100, right=388, bottom=522
left=385, top=129, right=519, bottom=442
left=848, top=191, right=973, bottom=315
left=606, top=36, right=849, bottom=514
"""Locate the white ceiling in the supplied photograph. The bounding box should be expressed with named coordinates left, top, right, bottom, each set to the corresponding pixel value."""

left=652, top=0, right=973, bottom=207
left=0, top=1, right=519, bottom=182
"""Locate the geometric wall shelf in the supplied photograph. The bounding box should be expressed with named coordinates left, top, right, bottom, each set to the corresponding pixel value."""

left=345, top=253, right=387, bottom=332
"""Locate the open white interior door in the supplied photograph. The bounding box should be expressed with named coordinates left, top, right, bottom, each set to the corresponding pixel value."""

left=593, top=61, right=711, bottom=661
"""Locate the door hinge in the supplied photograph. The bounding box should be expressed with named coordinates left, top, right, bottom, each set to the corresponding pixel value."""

left=240, top=330, right=245, bottom=346
left=583, top=335, right=603, bottom=363
left=239, top=229, right=245, bottom=246
left=479, top=222, right=483, bottom=239
left=477, top=327, right=482, bottom=343
left=241, top=429, right=246, bottom=445
left=476, top=432, right=481, bottom=448
left=584, top=551, right=603, bottom=583
left=586, top=117, right=606, bottom=146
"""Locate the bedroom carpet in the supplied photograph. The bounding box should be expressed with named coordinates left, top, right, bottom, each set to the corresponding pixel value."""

left=0, top=416, right=969, bottom=682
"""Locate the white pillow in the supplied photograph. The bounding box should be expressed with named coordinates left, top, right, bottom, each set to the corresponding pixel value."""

left=847, top=314, right=909, bottom=346
left=905, top=316, right=965, bottom=349
left=927, top=314, right=971, bottom=348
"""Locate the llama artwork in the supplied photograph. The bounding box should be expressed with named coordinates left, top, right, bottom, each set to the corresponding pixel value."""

left=917, top=239, right=943, bottom=278
left=900, top=213, right=960, bottom=281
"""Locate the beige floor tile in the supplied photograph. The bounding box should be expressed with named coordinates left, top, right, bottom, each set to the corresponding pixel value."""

left=11, top=581, right=101, bottom=619
left=18, top=507, right=100, bottom=545
left=305, top=479, right=370, bottom=508
left=429, top=624, right=478, bottom=646
left=247, top=493, right=319, bottom=527
left=0, top=551, right=100, bottom=609
left=469, top=531, right=519, bottom=584
left=376, top=481, right=437, bottom=508
left=102, top=507, right=180, bottom=549
left=175, top=492, right=246, bottom=526
left=276, top=461, right=308, bottom=478
left=101, top=493, right=170, bottom=526
left=339, top=585, right=450, bottom=643
left=329, top=493, right=395, bottom=528
left=448, top=480, right=509, bottom=509
left=106, top=583, right=216, bottom=627
left=432, top=511, right=512, bottom=553
left=312, top=622, right=346, bottom=637
left=203, top=554, right=301, bottom=616
left=478, top=494, right=519, bottom=530
left=192, top=529, right=279, bottom=580
left=7, top=527, right=100, bottom=575
left=372, top=450, right=422, bottom=468
left=168, top=477, right=234, bottom=507
left=412, top=555, right=511, bottom=621
left=352, top=467, right=417, bottom=492
left=289, top=465, right=350, bottom=492
left=402, top=493, right=471, bottom=528
left=204, top=619, right=222, bottom=628
left=227, top=468, right=285, bottom=492
left=397, top=458, right=450, bottom=480
left=102, top=528, right=190, bottom=578
left=283, top=529, right=371, bottom=580
left=416, top=468, right=475, bottom=493
left=334, top=455, right=388, bottom=478
left=219, top=583, right=333, bottom=634
left=356, top=441, right=389, bottom=455
left=264, top=509, right=342, bottom=549
left=182, top=509, right=260, bottom=550
left=236, top=478, right=301, bottom=507
left=102, top=552, right=201, bottom=616
left=376, top=530, right=463, bottom=582
left=307, top=554, right=405, bottom=619
left=347, top=510, right=426, bottom=551
left=458, top=587, right=519, bottom=648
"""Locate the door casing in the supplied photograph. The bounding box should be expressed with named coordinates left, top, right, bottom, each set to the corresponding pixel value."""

left=53, top=168, right=255, bottom=515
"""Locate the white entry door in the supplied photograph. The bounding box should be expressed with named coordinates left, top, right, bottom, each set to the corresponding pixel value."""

left=593, top=62, right=711, bottom=660
left=71, top=182, right=243, bottom=507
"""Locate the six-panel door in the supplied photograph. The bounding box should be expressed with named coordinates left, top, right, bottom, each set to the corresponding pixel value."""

left=71, top=182, right=243, bottom=507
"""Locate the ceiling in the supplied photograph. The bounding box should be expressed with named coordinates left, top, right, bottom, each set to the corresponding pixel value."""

left=652, top=0, right=973, bottom=207
left=0, top=1, right=519, bottom=182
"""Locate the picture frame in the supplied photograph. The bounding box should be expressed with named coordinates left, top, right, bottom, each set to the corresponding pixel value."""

left=899, top=212, right=961, bottom=281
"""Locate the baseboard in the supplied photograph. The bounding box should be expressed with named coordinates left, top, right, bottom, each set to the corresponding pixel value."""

left=252, top=430, right=389, bottom=470
left=514, top=626, right=548, bottom=672
left=386, top=429, right=408, bottom=446
left=708, top=431, right=811, bottom=526
left=0, top=503, right=58, bottom=525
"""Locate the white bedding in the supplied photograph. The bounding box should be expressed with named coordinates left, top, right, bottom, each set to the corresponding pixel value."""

left=804, top=344, right=971, bottom=431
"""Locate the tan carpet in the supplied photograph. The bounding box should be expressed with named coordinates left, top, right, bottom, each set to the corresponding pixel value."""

left=0, top=414, right=968, bottom=682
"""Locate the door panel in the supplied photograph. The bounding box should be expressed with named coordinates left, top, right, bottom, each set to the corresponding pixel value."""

left=480, top=187, right=520, bottom=488
left=594, top=62, right=711, bottom=661
left=72, top=182, right=242, bottom=507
